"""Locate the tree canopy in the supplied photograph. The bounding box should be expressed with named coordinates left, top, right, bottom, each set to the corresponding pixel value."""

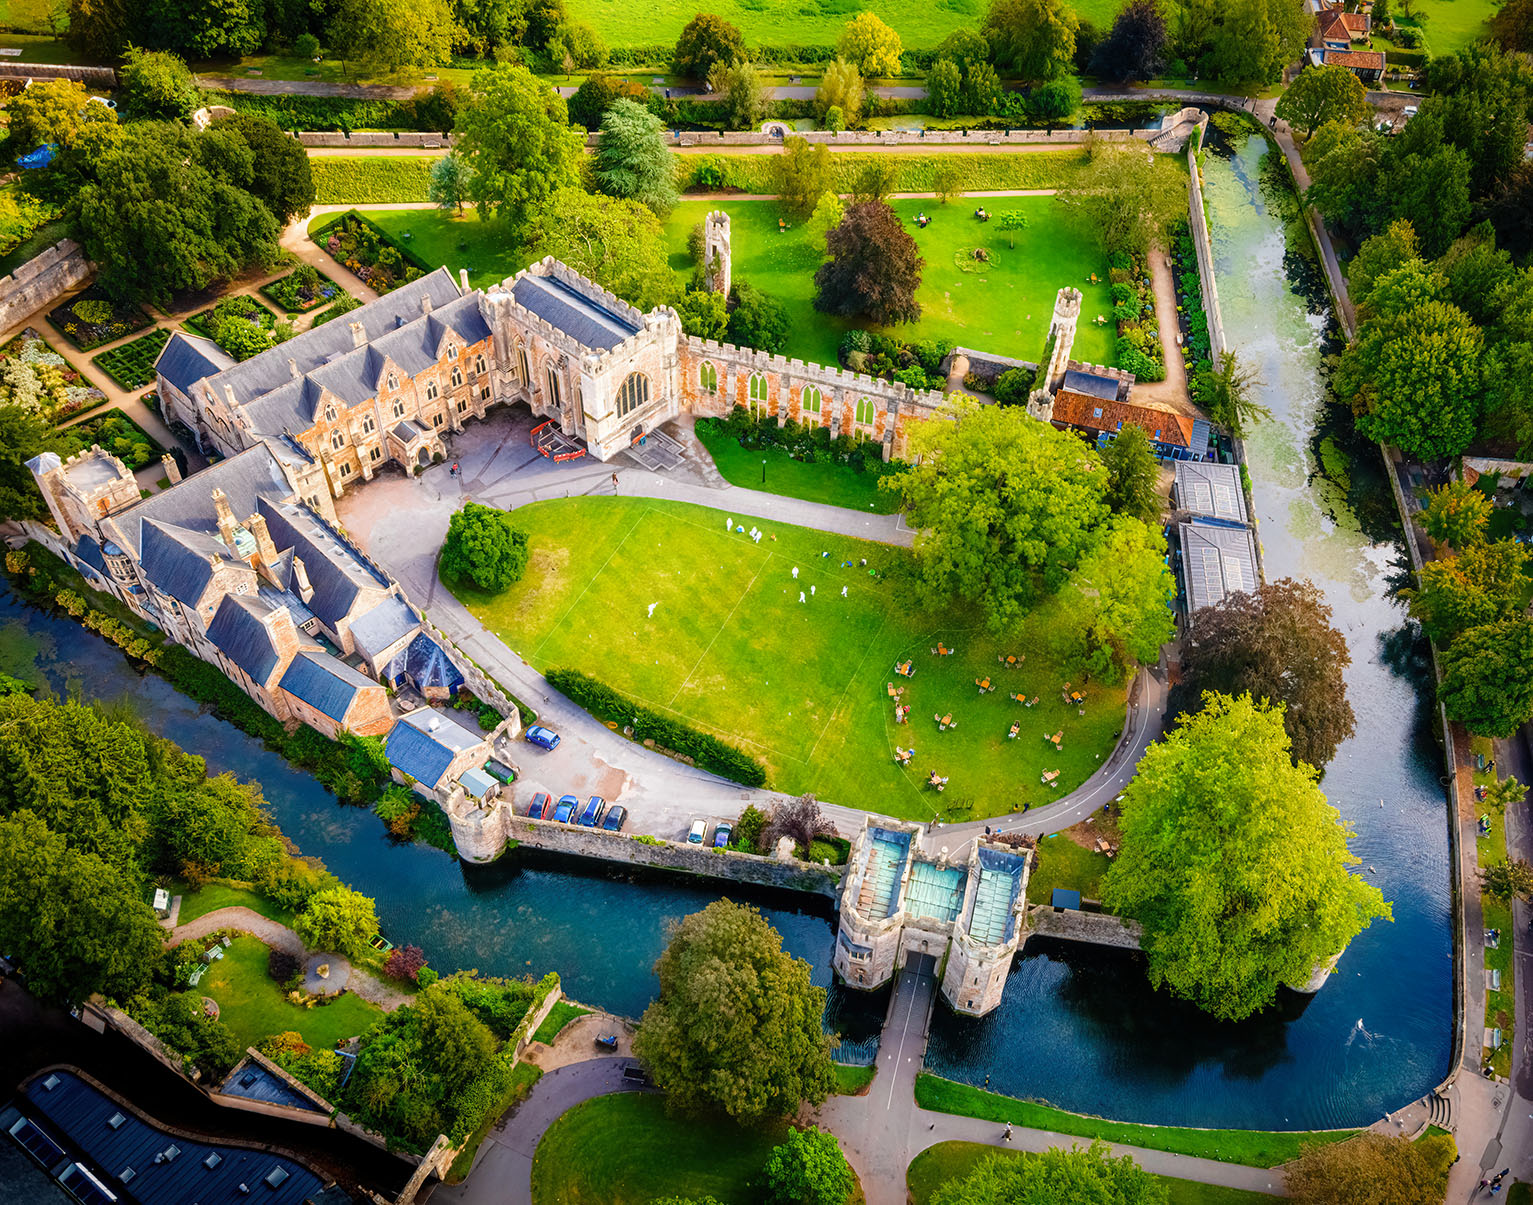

left=1099, top=424, right=1160, bottom=524
left=116, top=47, right=197, bottom=121
left=1286, top=1131, right=1455, bottom=1205
left=1439, top=618, right=1533, bottom=738
left=1055, top=139, right=1187, bottom=254
left=440, top=501, right=532, bottom=592
left=1420, top=479, right=1492, bottom=552
left=727, top=281, right=791, bottom=353
left=593, top=99, right=678, bottom=215
left=1275, top=64, right=1368, bottom=138
left=814, top=201, right=924, bottom=326
left=816, top=59, right=865, bottom=126
left=672, top=12, right=745, bottom=79
left=983, top=0, right=1079, bottom=81
left=759, top=1127, right=855, bottom=1205
left=1405, top=538, right=1529, bottom=645
left=633, top=899, right=834, bottom=1124
left=1180, top=578, right=1355, bottom=769
left=1088, top=0, right=1168, bottom=83
left=211, top=112, right=317, bottom=226
left=1062, top=516, right=1176, bottom=685
left=1101, top=693, right=1390, bottom=1021
left=931, top=1143, right=1169, bottom=1205
left=456, top=64, right=585, bottom=230
left=525, top=188, right=676, bottom=312
left=294, top=886, right=380, bottom=959
left=777, top=136, right=834, bottom=221
left=707, top=58, right=765, bottom=131
left=1203, top=0, right=1312, bottom=84
left=835, top=12, right=903, bottom=77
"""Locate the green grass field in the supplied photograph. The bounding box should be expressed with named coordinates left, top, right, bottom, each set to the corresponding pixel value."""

left=200, top=936, right=383, bottom=1052
left=664, top=196, right=1116, bottom=367
left=308, top=209, right=522, bottom=287
left=695, top=420, right=903, bottom=512
left=531, top=1092, right=788, bottom=1204
left=1389, top=0, right=1499, bottom=58
left=1024, top=830, right=1110, bottom=905
left=914, top=1076, right=1357, bottom=1168
left=530, top=999, right=591, bottom=1044
left=172, top=880, right=296, bottom=928
left=907, top=1142, right=1279, bottom=1205
left=833, top=1063, right=877, bottom=1094
left=453, top=497, right=1124, bottom=818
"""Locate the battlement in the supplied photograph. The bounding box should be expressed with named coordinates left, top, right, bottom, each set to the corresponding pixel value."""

left=684, top=335, right=948, bottom=411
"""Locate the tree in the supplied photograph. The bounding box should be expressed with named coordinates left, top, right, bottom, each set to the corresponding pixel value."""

left=965, top=61, right=1005, bottom=115
left=440, top=501, right=531, bottom=591
left=1204, top=0, right=1313, bottom=84
left=526, top=188, right=674, bottom=310
left=117, top=47, right=197, bottom=121
left=429, top=152, right=474, bottom=217
left=1482, top=859, right=1533, bottom=902
left=933, top=161, right=964, bottom=205
left=384, top=944, right=428, bottom=981
left=1089, top=0, right=1168, bottom=83
left=294, top=886, right=379, bottom=959
left=1439, top=618, right=1533, bottom=737
left=1100, top=423, right=1159, bottom=523
left=6, top=78, right=114, bottom=151
left=926, top=58, right=963, bottom=118
left=707, top=59, right=765, bottom=131
left=1286, top=1131, right=1455, bottom=1205
left=0, top=810, right=163, bottom=1004
left=734, top=803, right=767, bottom=852
left=1275, top=64, right=1369, bottom=138
left=889, top=399, right=1110, bottom=629
left=65, top=0, right=131, bottom=58
left=329, top=0, right=454, bottom=74
left=816, top=59, right=864, bottom=125
left=1054, top=139, right=1187, bottom=254
left=1491, top=0, right=1533, bottom=51
left=759, top=1127, right=855, bottom=1205
left=932, top=1143, right=1170, bottom=1205
left=672, top=13, right=745, bottom=79
left=1064, top=516, right=1176, bottom=685
left=0, top=405, right=66, bottom=521
left=1181, top=578, right=1356, bottom=768
left=1406, top=539, right=1530, bottom=644
left=727, top=281, right=791, bottom=353
left=1346, top=221, right=1419, bottom=308
left=814, top=201, right=923, bottom=326
left=1484, top=775, right=1528, bottom=813
left=633, top=899, right=834, bottom=1124
left=1421, top=479, right=1492, bottom=551
left=848, top=159, right=897, bottom=204
left=455, top=64, right=585, bottom=230
left=567, top=72, right=652, bottom=130
left=764, top=793, right=834, bottom=853
left=836, top=12, right=902, bottom=77
left=412, top=983, right=496, bottom=1090
left=806, top=190, right=845, bottom=252
left=594, top=99, right=678, bottom=215
left=992, top=367, right=1034, bottom=404
left=983, top=0, right=1078, bottom=81
left=211, top=113, right=316, bottom=225
left=996, top=210, right=1028, bottom=248
left=777, top=137, right=833, bottom=220
left=676, top=290, right=729, bottom=339
left=1101, top=693, right=1390, bottom=1021
left=1194, top=350, right=1268, bottom=435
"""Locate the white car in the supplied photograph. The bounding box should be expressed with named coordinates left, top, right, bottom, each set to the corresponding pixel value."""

left=687, top=819, right=708, bottom=844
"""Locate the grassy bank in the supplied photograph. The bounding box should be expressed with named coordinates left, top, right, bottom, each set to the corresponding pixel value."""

left=172, top=879, right=297, bottom=927
left=695, top=419, right=903, bottom=513
left=530, top=1000, right=591, bottom=1045
left=833, top=1063, right=877, bottom=1095
left=1024, top=830, right=1111, bottom=905
left=311, top=157, right=436, bottom=204
left=914, top=1075, right=1355, bottom=1168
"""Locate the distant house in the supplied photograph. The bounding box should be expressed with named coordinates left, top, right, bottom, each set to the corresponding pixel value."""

left=1307, top=47, right=1386, bottom=83
left=1048, top=368, right=1211, bottom=461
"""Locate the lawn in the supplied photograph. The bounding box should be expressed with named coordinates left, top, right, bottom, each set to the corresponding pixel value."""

left=833, top=1063, right=877, bottom=1095
left=1388, top=0, right=1500, bottom=58
left=1024, top=830, right=1111, bottom=905
left=1473, top=734, right=1515, bottom=1079
left=313, top=208, right=525, bottom=288
left=199, top=935, right=383, bottom=1053
left=531, top=1092, right=788, bottom=1204
left=907, top=1142, right=1279, bottom=1205
left=695, top=418, right=903, bottom=513
left=914, top=1076, right=1356, bottom=1169
left=452, top=497, right=1125, bottom=819
left=173, top=879, right=296, bottom=928
left=92, top=328, right=171, bottom=390
left=530, top=999, right=591, bottom=1045
left=662, top=196, right=1116, bottom=368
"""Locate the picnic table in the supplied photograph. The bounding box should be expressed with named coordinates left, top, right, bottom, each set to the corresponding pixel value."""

left=932, top=643, right=955, bottom=656
left=1041, top=769, right=1060, bottom=785
left=1047, top=730, right=1063, bottom=748
left=896, top=660, right=915, bottom=677
left=895, top=747, right=914, bottom=766
left=936, top=713, right=955, bottom=730
left=886, top=682, right=901, bottom=698
left=975, top=677, right=993, bottom=693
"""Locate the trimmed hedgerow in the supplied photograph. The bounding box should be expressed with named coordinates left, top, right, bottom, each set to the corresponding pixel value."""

left=545, top=667, right=767, bottom=787
left=310, top=157, right=435, bottom=204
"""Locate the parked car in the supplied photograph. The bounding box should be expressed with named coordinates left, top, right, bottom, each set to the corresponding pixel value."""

left=688, top=818, right=707, bottom=844
left=553, top=795, right=579, bottom=823
left=578, top=796, right=606, bottom=827
left=526, top=791, right=551, bottom=819
left=525, top=725, right=561, bottom=750
left=712, top=821, right=733, bottom=849
left=601, top=805, right=628, bottom=832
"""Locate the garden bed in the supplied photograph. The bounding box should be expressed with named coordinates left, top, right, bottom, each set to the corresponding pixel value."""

left=185, top=295, right=287, bottom=361
left=0, top=326, right=107, bottom=422
left=313, top=210, right=432, bottom=294
left=92, top=328, right=171, bottom=389
left=1108, top=248, right=1164, bottom=382
left=48, top=285, right=153, bottom=352
left=62, top=407, right=165, bottom=471
left=260, top=264, right=346, bottom=313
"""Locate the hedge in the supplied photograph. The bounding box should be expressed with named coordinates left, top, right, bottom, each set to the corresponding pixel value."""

left=545, top=667, right=767, bottom=787
left=311, top=157, right=435, bottom=204
left=677, top=149, right=1088, bottom=195
left=206, top=91, right=418, bottom=131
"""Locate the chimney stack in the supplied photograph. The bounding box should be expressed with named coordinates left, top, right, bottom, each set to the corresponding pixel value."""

left=160, top=453, right=181, bottom=485
left=349, top=321, right=367, bottom=349
left=211, top=487, right=237, bottom=548
left=421, top=293, right=433, bottom=316
left=247, top=512, right=278, bottom=567
left=459, top=268, right=470, bottom=293
left=288, top=357, right=300, bottom=379
left=291, top=554, right=314, bottom=603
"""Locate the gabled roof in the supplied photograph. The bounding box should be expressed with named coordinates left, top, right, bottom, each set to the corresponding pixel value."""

left=72, top=533, right=108, bottom=577
left=1324, top=48, right=1385, bottom=69
left=1180, top=520, right=1259, bottom=613
left=349, top=595, right=419, bottom=661
left=385, top=706, right=488, bottom=788
left=1060, top=369, right=1123, bottom=402
left=206, top=593, right=285, bottom=685
left=1175, top=460, right=1248, bottom=524
left=154, top=330, right=235, bottom=397
left=386, top=631, right=465, bottom=694
left=256, top=496, right=390, bottom=626
left=108, top=444, right=295, bottom=559
left=1051, top=392, right=1196, bottom=448
left=1316, top=9, right=1349, bottom=39
left=510, top=273, right=640, bottom=351
left=278, top=649, right=380, bottom=721
left=138, top=519, right=244, bottom=608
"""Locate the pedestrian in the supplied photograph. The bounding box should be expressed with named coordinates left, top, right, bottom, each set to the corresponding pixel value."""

left=811, top=585, right=816, bottom=596
left=1004, top=1122, right=1013, bottom=1143
left=799, top=591, right=806, bottom=603
left=929, top=1122, right=935, bottom=1131
left=792, top=566, right=799, bottom=579
left=841, top=586, right=848, bottom=597
left=612, top=472, right=619, bottom=493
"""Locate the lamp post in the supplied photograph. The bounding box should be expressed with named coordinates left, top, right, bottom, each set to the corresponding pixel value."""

left=761, top=458, right=766, bottom=485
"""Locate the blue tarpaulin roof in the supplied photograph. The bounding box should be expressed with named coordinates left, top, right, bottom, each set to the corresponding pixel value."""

left=1051, top=888, right=1082, bottom=910
left=17, top=143, right=56, bottom=169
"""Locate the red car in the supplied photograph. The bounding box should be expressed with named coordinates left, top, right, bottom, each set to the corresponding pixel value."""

left=526, top=792, right=552, bottom=819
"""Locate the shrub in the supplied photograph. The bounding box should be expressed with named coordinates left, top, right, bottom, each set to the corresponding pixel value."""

left=992, top=367, right=1035, bottom=405
left=384, top=944, right=428, bottom=982
left=441, top=503, right=530, bottom=592
left=293, top=33, right=320, bottom=59
left=268, top=948, right=301, bottom=984
left=417, top=967, right=440, bottom=987
left=734, top=803, right=768, bottom=852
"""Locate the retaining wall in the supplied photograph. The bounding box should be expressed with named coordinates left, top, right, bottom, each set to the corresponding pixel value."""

left=1025, top=905, right=1144, bottom=950
left=0, top=238, right=91, bottom=336
left=299, top=131, right=451, bottom=148
left=0, top=62, right=116, bottom=86
left=504, top=815, right=846, bottom=898
left=1185, top=142, right=1226, bottom=360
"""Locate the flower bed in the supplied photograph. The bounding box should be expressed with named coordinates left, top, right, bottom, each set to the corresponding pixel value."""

left=1107, top=249, right=1165, bottom=383
left=261, top=264, right=346, bottom=314
left=1171, top=222, right=1213, bottom=374
left=0, top=327, right=106, bottom=422
left=63, top=407, right=165, bottom=471
left=313, top=210, right=430, bottom=294
left=92, top=328, right=171, bottom=390
left=186, top=295, right=288, bottom=362
left=48, top=286, right=153, bottom=352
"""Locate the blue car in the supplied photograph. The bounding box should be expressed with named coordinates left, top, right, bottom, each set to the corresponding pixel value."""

left=601, top=805, right=628, bottom=832
left=526, top=725, right=561, bottom=750
left=578, top=796, right=606, bottom=827
left=553, top=794, right=579, bottom=823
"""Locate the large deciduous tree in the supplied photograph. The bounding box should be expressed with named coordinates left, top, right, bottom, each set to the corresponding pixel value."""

left=524, top=188, right=676, bottom=312
left=1275, top=64, right=1368, bottom=138
left=926, top=59, right=963, bottom=118
left=1101, top=693, right=1390, bottom=1021
left=1439, top=618, right=1533, bottom=738
left=1063, top=516, right=1176, bottom=685
left=294, top=886, right=380, bottom=959
left=440, top=501, right=531, bottom=592
left=1100, top=424, right=1160, bottom=523
left=1055, top=139, right=1187, bottom=254
left=211, top=112, right=316, bottom=225
left=835, top=12, right=903, bottom=77
left=672, top=13, right=745, bottom=79
left=814, top=201, right=923, bottom=325
left=594, top=99, right=678, bottom=215
left=0, top=405, right=66, bottom=521
left=1180, top=578, right=1355, bottom=768
left=116, top=47, right=197, bottom=121
left=983, top=0, right=1079, bottom=81
left=707, top=58, right=765, bottom=131
left=777, top=136, right=833, bottom=220
left=1405, top=538, right=1529, bottom=645
left=1088, top=0, right=1168, bottom=83
left=1204, top=0, right=1312, bottom=84
left=329, top=0, right=454, bottom=74
left=634, top=899, right=835, bottom=1124
left=567, top=72, right=653, bottom=130
left=1420, top=479, right=1492, bottom=552
left=1491, top=0, right=1533, bottom=51
left=816, top=59, right=865, bottom=126
left=1286, top=1131, right=1456, bottom=1205
left=726, top=281, right=791, bottom=353
left=932, top=1143, right=1170, bottom=1205
left=429, top=152, right=475, bottom=216
left=889, top=399, right=1110, bottom=629
left=455, top=64, right=585, bottom=231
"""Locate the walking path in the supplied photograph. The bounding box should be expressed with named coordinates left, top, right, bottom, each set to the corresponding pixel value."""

left=168, top=907, right=412, bottom=1011
left=1132, top=242, right=1195, bottom=415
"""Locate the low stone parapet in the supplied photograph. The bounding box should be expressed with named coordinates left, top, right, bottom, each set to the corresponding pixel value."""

left=1025, top=903, right=1143, bottom=950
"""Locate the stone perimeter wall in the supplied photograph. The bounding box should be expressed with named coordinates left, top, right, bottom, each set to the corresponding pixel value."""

left=1025, top=904, right=1144, bottom=950
left=0, top=62, right=116, bottom=86
left=0, top=238, right=91, bottom=336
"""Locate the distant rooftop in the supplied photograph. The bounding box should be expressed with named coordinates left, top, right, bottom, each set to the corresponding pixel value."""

left=511, top=273, right=641, bottom=352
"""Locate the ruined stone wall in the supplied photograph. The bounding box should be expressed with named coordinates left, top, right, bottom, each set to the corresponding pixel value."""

left=0, top=239, right=91, bottom=339
left=1025, top=905, right=1144, bottom=949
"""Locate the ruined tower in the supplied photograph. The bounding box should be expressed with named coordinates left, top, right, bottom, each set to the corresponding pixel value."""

left=703, top=210, right=732, bottom=298
left=1027, top=286, right=1083, bottom=423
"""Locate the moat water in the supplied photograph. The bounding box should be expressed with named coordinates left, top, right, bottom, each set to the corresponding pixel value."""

left=2, top=131, right=1451, bottom=1132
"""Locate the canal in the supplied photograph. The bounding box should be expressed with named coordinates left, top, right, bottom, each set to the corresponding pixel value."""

left=924, top=127, right=1453, bottom=1129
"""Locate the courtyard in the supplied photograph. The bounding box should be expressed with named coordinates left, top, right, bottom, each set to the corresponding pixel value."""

left=449, top=495, right=1124, bottom=818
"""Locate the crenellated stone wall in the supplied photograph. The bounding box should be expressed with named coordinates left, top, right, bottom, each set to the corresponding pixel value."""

left=1025, top=904, right=1144, bottom=949
left=0, top=239, right=92, bottom=335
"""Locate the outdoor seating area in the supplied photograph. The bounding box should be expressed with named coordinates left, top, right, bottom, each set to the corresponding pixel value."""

left=975, top=676, right=995, bottom=694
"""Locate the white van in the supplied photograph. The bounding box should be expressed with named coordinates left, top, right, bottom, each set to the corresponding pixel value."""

left=688, top=819, right=708, bottom=844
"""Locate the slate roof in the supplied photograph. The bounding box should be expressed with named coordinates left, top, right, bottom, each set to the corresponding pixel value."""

left=385, top=707, right=487, bottom=788
left=108, top=444, right=294, bottom=560
left=1050, top=393, right=1196, bottom=448
left=1180, top=519, right=1259, bottom=613
left=256, top=497, right=390, bottom=627
left=1175, top=460, right=1248, bottom=524
left=154, top=331, right=235, bottom=397
left=349, top=596, right=418, bottom=661
left=138, top=519, right=245, bottom=609
left=459, top=766, right=498, bottom=800
left=511, top=273, right=640, bottom=351
left=1060, top=369, right=1123, bottom=402
left=385, top=632, right=465, bottom=695
left=217, top=1059, right=326, bottom=1114
left=278, top=649, right=380, bottom=721
left=72, top=534, right=107, bottom=579
left=206, top=593, right=284, bottom=685
left=21, top=1069, right=332, bottom=1205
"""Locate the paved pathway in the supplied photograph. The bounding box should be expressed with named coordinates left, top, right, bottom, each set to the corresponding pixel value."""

left=1132, top=243, right=1195, bottom=415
